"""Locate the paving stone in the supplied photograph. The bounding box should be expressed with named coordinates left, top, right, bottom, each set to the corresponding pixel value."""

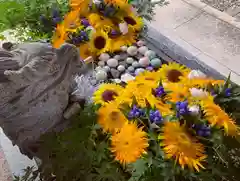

left=226, top=4, right=240, bottom=16
left=152, top=0, right=204, bottom=29
left=174, top=12, right=240, bottom=75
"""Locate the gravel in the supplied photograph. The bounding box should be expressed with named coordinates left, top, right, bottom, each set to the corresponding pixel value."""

left=201, top=0, right=240, bottom=12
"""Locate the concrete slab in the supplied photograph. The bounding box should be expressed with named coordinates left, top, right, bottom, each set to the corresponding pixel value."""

left=174, top=12, right=240, bottom=76
left=151, top=0, right=204, bottom=30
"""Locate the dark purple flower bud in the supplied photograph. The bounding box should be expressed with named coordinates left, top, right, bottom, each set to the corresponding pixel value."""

left=81, top=18, right=90, bottom=27
left=197, top=130, right=204, bottom=136
left=225, top=88, right=231, bottom=97
left=149, top=110, right=163, bottom=124
left=155, top=86, right=165, bottom=97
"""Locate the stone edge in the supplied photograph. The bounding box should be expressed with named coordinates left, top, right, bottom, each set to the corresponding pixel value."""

left=143, top=21, right=239, bottom=85
left=182, top=0, right=240, bottom=29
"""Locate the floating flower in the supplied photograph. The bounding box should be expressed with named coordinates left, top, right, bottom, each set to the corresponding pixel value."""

left=111, top=122, right=149, bottom=164
left=202, top=100, right=239, bottom=136
left=159, top=122, right=207, bottom=172
left=97, top=102, right=127, bottom=133
left=89, top=30, right=111, bottom=55
left=93, top=83, right=124, bottom=105
left=157, top=62, right=190, bottom=83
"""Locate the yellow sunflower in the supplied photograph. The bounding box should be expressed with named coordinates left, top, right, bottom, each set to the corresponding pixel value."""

left=202, top=100, right=239, bottom=136
left=79, top=43, right=92, bottom=60
left=89, top=30, right=111, bottom=55
left=122, top=13, right=143, bottom=32
left=185, top=78, right=225, bottom=89
left=88, top=13, right=114, bottom=30
left=104, top=0, right=130, bottom=10
left=157, top=62, right=191, bottom=84
left=69, top=0, right=90, bottom=16
left=63, top=10, right=81, bottom=28
left=97, top=102, right=127, bottom=133
left=52, top=24, right=67, bottom=48
left=93, top=83, right=124, bottom=105
left=111, top=122, right=149, bottom=164
left=159, top=122, right=207, bottom=172
left=135, top=71, right=161, bottom=86
left=164, top=83, right=190, bottom=102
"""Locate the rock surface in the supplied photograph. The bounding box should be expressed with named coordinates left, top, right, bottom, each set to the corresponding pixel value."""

left=0, top=42, right=84, bottom=159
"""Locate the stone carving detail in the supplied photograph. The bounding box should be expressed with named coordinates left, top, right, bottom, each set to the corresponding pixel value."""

left=0, top=42, right=84, bottom=158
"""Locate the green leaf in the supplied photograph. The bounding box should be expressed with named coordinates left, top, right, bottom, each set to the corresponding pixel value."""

left=129, top=159, right=148, bottom=181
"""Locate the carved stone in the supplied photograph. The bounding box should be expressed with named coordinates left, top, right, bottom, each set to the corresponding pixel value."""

left=0, top=42, right=84, bottom=158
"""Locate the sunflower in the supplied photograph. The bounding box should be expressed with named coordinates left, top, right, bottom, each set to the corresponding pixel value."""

left=184, top=78, right=225, bottom=89
left=52, top=24, right=67, bottom=48
left=98, top=102, right=127, bottom=133
left=63, top=10, right=81, bottom=28
left=104, top=0, right=130, bottom=10
left=159, top=122, right=207, bottom=172
left=135, top=71, right=161, bottom=87
left=111, top=122, right=149, bottom=164
left=69, top=0, right=90, bottom=16
left=79, top=43, right=92, bottom=60
left=164, top=83, right=190, bottom=102
left=93, top=83, right=124, bottom=105
left=88, top=13, right=114, bottom=30
left=122, top=13, right=143, bottom=32
left=157, top=62, right=191, bottom=84
left=89, top=29, right=111, bottom=54
left=202, top=100, right=239, bottom=136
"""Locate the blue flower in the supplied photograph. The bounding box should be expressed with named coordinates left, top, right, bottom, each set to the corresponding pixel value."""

left=225, top=88, right=231, bottom=97
left=128, top=105, right=145, bottom=119
left=81, top=18, right=90, bottom=27
left=149, top=110, right=163, bottom=124
left=52, top=9, right=60, bottom=18
left=192, top=124, right=211, bottom=137
left=155, top=86, right=165, bottom=97
left=176, top=101, right=189, bottom=117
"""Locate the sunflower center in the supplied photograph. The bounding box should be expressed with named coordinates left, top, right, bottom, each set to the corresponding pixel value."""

left=94, top=36, right=106, bottom=50
left=109, top=111, right=120, bottom=121
left=167, top=69, right=183, bottom=83
left=102, top=90, right=118, bottom=102
left=124, top=16, right=136, bottom=26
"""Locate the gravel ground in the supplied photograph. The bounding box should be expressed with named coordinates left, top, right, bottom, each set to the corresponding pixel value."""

left=201, top=0, right=240, bottom=12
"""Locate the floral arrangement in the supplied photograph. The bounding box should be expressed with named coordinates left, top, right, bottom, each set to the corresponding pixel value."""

left=91, top=62, right=240, bottom=176
left=51, top=0, right=144, bottom=59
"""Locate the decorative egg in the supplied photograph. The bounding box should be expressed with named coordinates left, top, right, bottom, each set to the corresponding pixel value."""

left=103, top=66, right=110, bottom=72
left=99, top=53, right=110, bottom=62
left=121, top=73, right=135, bottom=83
left=126, top=57, right=134, bottom=64
left=135, top=68, right=146, bottom=75
left=127, top=66, right=135, bottom=72
left=145, top=50, right=156, bottom=60
left=117, top=65, right=125, bottom=72
left=96, top=70, right=107, bottom=81
left=150, top=58, right=162, bottom=68
left=136, top=40, right=145, bottom=47
left=107, top=58, right=118, bottom=68
left=114, top=55, right=121, bottom=60
left=139, top=57, right=150, bottom=67
left=132, top=61, right=140, bottom=68
left=127, top=46, right=138, bottom=56
left=110, top=68, right=120, bottom=78
left=95, top=66, right=103, bottom=72
left=98, top=61, right=105, bottom=67
left=138, top=46, right=148, bottom=55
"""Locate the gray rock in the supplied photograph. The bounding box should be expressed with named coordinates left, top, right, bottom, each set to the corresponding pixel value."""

left=96, top=70, right=107, bottom=80
left=107, top=58, right=118, bottom=68
left=117, top=65, right=125, bottom=72
left=0, top=42, right=84, bottom=158
left=127, top=66, right=135, bottom=72
left=119, top=53, right=128, bottom=60
left=103, top=66, right=111, bottom=72
left=98, top=60, right=105, bottom=67
left=99, top=53, right=110, bottom=62
left=126, top=57, right=134, bottom=64
left=114, top=55, right=121, bottom=60
left=119, top=61, right=127, bottom=67
left=127, top=46, right=138, bottom=56
left=110, top=68, right=120, bottom=78
left=132, top=61, right=140, bottom=68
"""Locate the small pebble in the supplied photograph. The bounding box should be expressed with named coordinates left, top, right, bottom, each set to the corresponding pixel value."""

left=114, top=55, right=121, bottom=60
left=127, top=66, right=135, bottom=72
left=121, top=46, right=128, bottom=51
left=98, top=61, right=105, bottom=67
left=110, top=68, right=120, bottom=78
left=135, top=53, right=143, bottom=59
left=119, top=61, right=127, bottom=67
left=103, top=66, right=110, bottom=72
left=132, top=61, right=140, bottom=68
left=150, top=58, right=162, bottom=68
left=145, top=50, right=156, bottom=60
left=95, top=66, right=103, bottom=72
left=139, top=57, right=150, bottom=67
left=126, top=57, right=134, bottom=64
left=127, top=46, right=138, bottom=56
left=135, top=68, right=146, bottom=75
left=99, top=53, right=110, bottom=62
left=117, top=65, right=125, bottom=72
left=138, top=46, right=148, bottom=55
left=96, top=70, right=107, bottom=81
left=146, top=66, right=154, bottom=71
left=113, top=79, right=122, bottom=84
left=119, top=53, right=128, bottom=60
left=136, top=40, right=145, bottom=47
left=107, top=58, right=118, bottom=68
left=121, top=73, right=135, bottom=82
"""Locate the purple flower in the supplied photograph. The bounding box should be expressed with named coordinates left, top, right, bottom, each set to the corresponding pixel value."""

left=176, top=101, right=189, bottom=117
left=149, top=110, right=163, bottom=124
left=154, top=86, right=165, bottom=97
left=52, top=9, right=60, bottom=18
left=81, top=18, right=90, bottom=27
left=146, top=66, right=154, bottom=71
left=225, top=88, right=231, bottom=97
left=128, top=105, right=145, bottom=119
left=111, top=30, right=119, bottom=36
left=192, top=124, right=211, bottom=137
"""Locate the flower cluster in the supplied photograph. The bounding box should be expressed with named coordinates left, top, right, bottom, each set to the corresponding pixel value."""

left=50, top=0, right=143, bottom=59
left=92, top=62, right=239, bottom=172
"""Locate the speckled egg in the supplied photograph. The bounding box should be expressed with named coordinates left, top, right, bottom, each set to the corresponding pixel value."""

left=107, top=58, right=118, bottom=68
left=121, top=46, right=128, bottom=52
left=127, top=66, right=135, bottom=72
left=114, top=55, right=121, bottom=60
left=96, top=70, right=107, bottom=81
left=117, top=65, right=125, bottom=72
left=139, top=57, right=150, bottom=67
left=150, top=58, right=162, bottom=68
left=99, top=53, right=110, bottom=62
left=126, top=57, right=134, bottom=64
left=132, top=61, right=140, bottom=68
left=138, top=46, right=148, bottom=55
left=103, top=66, right=110, bottom=72
left=145, top=50, right=156, bottom=60
left=127, top=46, right=138, bottom=56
